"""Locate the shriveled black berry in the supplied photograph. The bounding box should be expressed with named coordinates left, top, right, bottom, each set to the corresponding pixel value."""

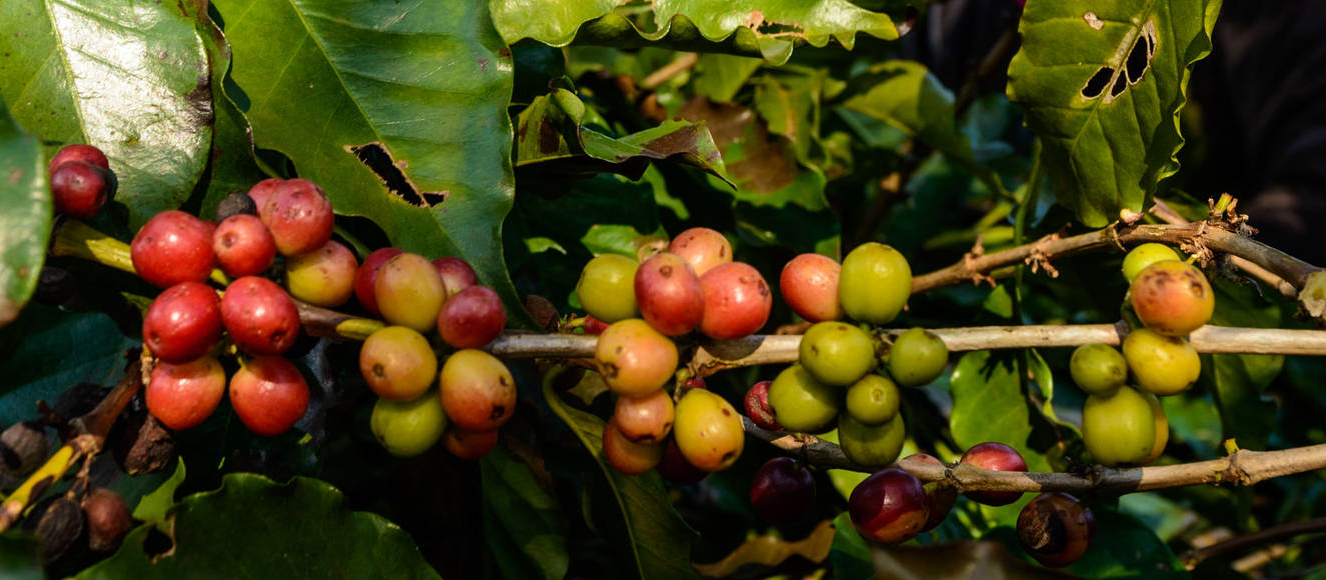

left=215, top=189, right=258, bottom=222
left=0, top=421, right=49, bottom=478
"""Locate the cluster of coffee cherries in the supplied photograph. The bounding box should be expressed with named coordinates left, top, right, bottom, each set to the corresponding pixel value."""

left=574, top=227, right=768, bottom=476
left=47, top=145, right=118, bottom=220
left=1073, top=243, right=1214, bottom=466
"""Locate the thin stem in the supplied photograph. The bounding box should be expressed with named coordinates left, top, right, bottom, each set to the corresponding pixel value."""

left=1182, top=516, right=1326, bottom=569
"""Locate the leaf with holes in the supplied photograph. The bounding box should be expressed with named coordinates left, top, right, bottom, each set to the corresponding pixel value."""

left=515, top=88, right=728, bottom=182
left=211, top=0, right=534, bottom=327
left=77, top=474, right=439, bottom=579
left=0, top=0, right=212, bottom=229
left=1007, top=0, right=1222, bottom=226
left=0, top=97, right=47, bottom=329
left=491, top=0, right=899, bottom=65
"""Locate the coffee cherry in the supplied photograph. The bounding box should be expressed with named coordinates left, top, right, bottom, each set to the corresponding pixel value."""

left=50, top=161, right=115, bottom=219
left=439, top=349, right=516, bottom=432
left=1121, top=243, right=1181, bottom=282
left=602, top=417, right=665, bottom=475
left=845, top=374, right=901, bottom=425
left=359, top=326, right=437, bottom=401
left=142, top=281, right=222, bottom=363
left=576, top=254, right=639, bottom=323
left=888, top=328, right=948, bottom=387
left=673, top=388, right=744, bottom=471
left=443, top=427, right=499, bottom=460
left=848, top=468, right=930, bottom=544
left=212, top=214, right=277, bottom=278
left=613, top=389, right=675, bottom=444
left=146, top=356, right=226, bottom=430
left=354, top=248, right=404, bottom=316
left=750, top=457, right=816, bottom=524
left=780, top=253, right=843, bottom=322
left=48, top=144, right=109, bottom=173
left=800, top=321, right=876, bottom=387
left=1122, top=328, right=1200, bottom=396
left=582, top=315, right=610, bottom=335
left=1129, top=261, right=1214, bottom=336
left=839, top=242, right=911, bottom=326
left=906, top=453, right=957, bottom=532
left=595, top=319, right=679, bottom=397
left=229, top=356, right=310, bottom=436
left=245, top=177, right=284, bottom=210
left=1082, top=385, right=1156, bottom=466
left=1069, top=343, right=1127, bottom=397
left=82, top=488, right=133, bottom=552
left=959, top=442, right=1027, bottom=506
left=370, top=394, right=447, bottom=457
left=838, top=413, right=906, bottom=468
left=634, top=252, right=704, bottom=336
left=767, top=365, right=839, bottom=433
left=257, top=178, right=334, bottom=257
left=743, top=380, right=781, bottom=431
left=668, top=227, right=731, bottom=277
left=214, top=189, right=258, bottom=222
left=0, top=421, right=48, bottom=478
left=285, top=240, right=358, bottom=307
left=433, top=257, right=478, bottom=298
left=221, top=276, right=301, bottom=356
left=698, top=262, right=772, bottom=340
left=131, top=210, right=217, bottom=288
left=437, top=285, right=506, bottom=349
left=658, top=439, right=708, bottom=485
left=375, top=252, right=447, bottom=333
left=35, top=496, right=84, bottom=563
left=1017, top=492, right=1095, bottom=568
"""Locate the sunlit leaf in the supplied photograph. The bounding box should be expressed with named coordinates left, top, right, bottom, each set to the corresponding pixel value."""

left=0, top=97, right=47, bottom=328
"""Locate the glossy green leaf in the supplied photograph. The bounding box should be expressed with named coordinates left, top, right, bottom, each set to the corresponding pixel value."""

left=515, top=88, right=728, bottom=181
left=0, top=0, right=212, bottom=228
left=1006, top=0, right=1222, bottom=226
left=0, top=303, right=137, bottom=426
left=1201, top=279, right=1282, bottom=450
left=492, top=0, right=899, bottom=65
left=481, top=444, right=570, bottom=580
left=0, top=97, right=47, bottom=328
left=542, top=369, right=699, bottom=580
left=212, top=0, right=534, bottom=327
left=693, top=54, right=763, bottom=103
left=132, top=458, right=187, bottom=531
left=78, top=474, right=440, bottom=579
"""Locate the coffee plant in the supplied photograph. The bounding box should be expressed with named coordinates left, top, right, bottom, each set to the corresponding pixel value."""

left=3, top=0, right=1326, bottom=578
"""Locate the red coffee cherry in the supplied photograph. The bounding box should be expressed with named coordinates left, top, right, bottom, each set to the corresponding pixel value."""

left=258, top=178, right=334, bottom=256
left=131, top=210, right=217, bottom=288
left=698, top=262, right=772, bottom=340
left=433, top=257, right=478, bottom=298
left=959, top=442, right=1028, bottom=506
left=743, top=380, right=781, bottom=431
left=50, top=161, right=115, bottom=220
left=145, top=356, right=226, bottom=430
left=48, top=144, right=109, bottom=173
left=780, top=253, right=843, bottom=322
left=750, top=457, right=816, bottom=525
left=212, top=214, right=277, bottom=278
left=437, top=285, right=506, bottom=349
left=848, top=468, right=930, bottom=544
left=634, top=252, right=704, bottom=336
left=142, top=281, right=222, bottom=363
left=668, top=227, right=731, bottom=277
left=229, top=355, right=310, bottom=436
left=221, top=276, right=301, bottom=356
left=246, top=177, right=284, bottom=210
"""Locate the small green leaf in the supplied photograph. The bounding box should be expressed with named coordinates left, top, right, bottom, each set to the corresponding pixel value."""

left=0, top=96, right=47, bottom=329
left=0, top=0, right=213, bottom=228
left=1007, top=0, right=1222, bottom=226
left=542, top=369, right=699, bottom=580
left=132, top=458, right=187, bottom=531
left=481, top=445, right=570, bottom=580
left=212, top=0, right=534, bottom=327
left=492, top=0, right=899, bottom=65
left=78, top=474, right=441, bottom=579
left=581, top=224, right=664, bottom=258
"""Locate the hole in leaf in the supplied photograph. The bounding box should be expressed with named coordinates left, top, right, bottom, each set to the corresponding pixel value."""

left=1110, top=72, right=1128, bottom=98
left=1126, top=20, right=1158, bottom=85
left=346, top=142, right=449, bottom=208
left=1081, top=67, right=1115, bottom=99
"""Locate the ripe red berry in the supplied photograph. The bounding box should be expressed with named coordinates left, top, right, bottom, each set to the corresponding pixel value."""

left=750, top=457, right=816, bottom=524
left=634, top=252, right=704, bottom=336
left=142, top=281, right=222, bottom=363
left=258, top=178, right=334, bottom=256
left=780, top=253, right=843, bottom=322
left=443, top=427, right=499, bottom=460
left=354, top=248, right=405, bottom=316
left=960, top=442, right=1028, bottom=506
left=50, top=161, right=115, bottom=219
left=668, top=227, right=731, bottom=277
left=743, top=380, right=781, bottom=431
left=145, top=356, right=226, bottom=430
left=212, top=214, right=277, bottom=278
left=228, top=355, right=310, bottom=436
left=131, top=210, right=217, bottom=288
left=699, top=262, right=772, bottom=340
left=221, top=276, right=301, bottom=355
left=437, top=285, right=506, bottom=348
left=246, top=177, right=284, bottom=210
left=48, top=144, right=109, bottom=173
left=848, top=468, right=930, bottom=544
left=433, top=257, right=478, bottom=298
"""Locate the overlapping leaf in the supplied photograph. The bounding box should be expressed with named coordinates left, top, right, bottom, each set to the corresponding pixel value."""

left=481, top=445, right=570, bottom=580
left=211, top=0, right=533, bottom=326
left=0, top=0, right=212, bottom=228
left=78, top=474, right=440, bottom=579
left=0, top=97, right=47, bottom=328
left=1007, top=0, right=1222, bottom=226
left=492, top=0, right=899, bottom=65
